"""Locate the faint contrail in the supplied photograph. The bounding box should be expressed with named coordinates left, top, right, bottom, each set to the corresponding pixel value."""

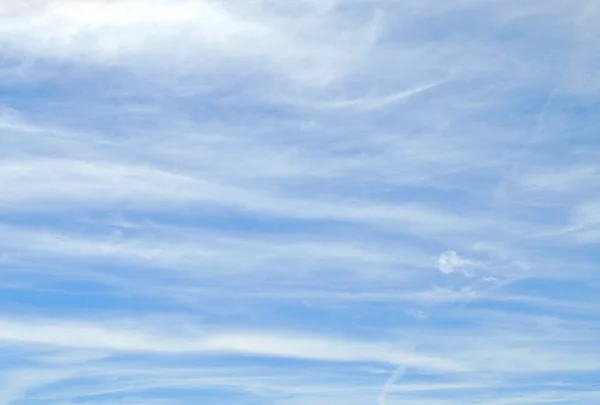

left=377, top=345, right=415, bottom=405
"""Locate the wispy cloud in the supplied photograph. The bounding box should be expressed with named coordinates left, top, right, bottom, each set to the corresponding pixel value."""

left=1, top=0, right=599, bottom=404
left=0, top=0, right=381, bottom=85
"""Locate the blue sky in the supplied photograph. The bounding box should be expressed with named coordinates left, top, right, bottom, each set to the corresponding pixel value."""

left=1, top=0, right=600, bottom=404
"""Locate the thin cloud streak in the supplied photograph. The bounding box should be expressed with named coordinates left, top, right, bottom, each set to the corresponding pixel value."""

left=0, top=316, right=459, bottom=371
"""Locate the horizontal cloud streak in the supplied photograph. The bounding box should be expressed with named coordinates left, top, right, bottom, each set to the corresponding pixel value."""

left=0, top=317, right=458, bottom=371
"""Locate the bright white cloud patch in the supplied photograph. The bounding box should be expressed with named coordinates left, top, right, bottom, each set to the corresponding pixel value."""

left=1, top=0, right=600, bottom=404
left=0, top=0, right=379, bottom=84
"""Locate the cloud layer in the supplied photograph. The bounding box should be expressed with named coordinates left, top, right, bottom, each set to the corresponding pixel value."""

left=1, top=0, right=600, bottom=404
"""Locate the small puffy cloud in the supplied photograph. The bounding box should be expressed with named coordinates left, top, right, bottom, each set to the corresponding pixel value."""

left=437, top=250, right=467, bottom=275
left=436, top=250, right=487, bottom=277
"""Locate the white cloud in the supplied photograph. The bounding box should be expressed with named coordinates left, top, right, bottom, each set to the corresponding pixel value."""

left=1, top=0, right=599, bottom=404
left=0, top=156, right=509, bottom=243
left=0, top=316, right=458, bottom=371
left=0, top=369, right=73, bottom=405
left=437, top=250, right=477, bottom=275
left=0, top=0, right=381, bottom=84
left=4, top=311, right=600, bottom=405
